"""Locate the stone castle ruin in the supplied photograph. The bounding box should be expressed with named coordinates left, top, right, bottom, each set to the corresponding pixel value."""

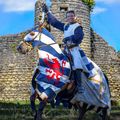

left=0, top=0, right=120, bottom=101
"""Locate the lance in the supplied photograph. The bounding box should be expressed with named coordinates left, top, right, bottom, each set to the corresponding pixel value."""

left=41, top=0, right=52, bottom=23
left=27, top=0, right=52, bottom=32
left=40, top=0, right=46, bottom=23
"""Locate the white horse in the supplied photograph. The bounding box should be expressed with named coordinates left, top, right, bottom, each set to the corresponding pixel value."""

left=17, top=25, right=111, bottom=120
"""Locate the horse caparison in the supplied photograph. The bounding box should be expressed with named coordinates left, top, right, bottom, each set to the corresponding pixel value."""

left=17, top=22, right=111, bottom=120
left=32, top=68, right=109, bottom=120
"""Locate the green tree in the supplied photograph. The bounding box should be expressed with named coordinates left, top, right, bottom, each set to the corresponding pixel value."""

left=82, top=0, right=95, bottom=11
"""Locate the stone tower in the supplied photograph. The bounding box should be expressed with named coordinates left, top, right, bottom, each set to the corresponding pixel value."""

left=35, top=0, right=91, bottom=57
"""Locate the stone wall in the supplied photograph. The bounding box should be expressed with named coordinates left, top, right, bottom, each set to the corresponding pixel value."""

left=0, top=34, right=35, bottom=101
left=91, top=30, right=120, bottom=101
left=0, top=0, right=120, bottom=101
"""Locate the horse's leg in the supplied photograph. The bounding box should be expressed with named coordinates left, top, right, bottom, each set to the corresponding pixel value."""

left=30, top=69, right=40, bottom=115
left=30, top=93, right=36, bottom=115
left=34, top=101, right=46, bottom=120
left=49, top=99, right=55, bottom=108
left=78, top=106, right=86, bottom=120
left=77, top=102, right=87, bottom=120
left=99, top=108, right=108, bottom=120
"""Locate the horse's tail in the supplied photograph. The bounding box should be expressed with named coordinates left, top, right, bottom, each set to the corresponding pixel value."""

left=104, top=73, right=112, bottom=117
left=103, top=73, right=111, bottom=97
left=103, top=73, right=109, bottom=85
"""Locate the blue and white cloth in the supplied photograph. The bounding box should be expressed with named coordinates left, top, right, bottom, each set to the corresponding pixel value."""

left=47, top=12, right=97, bottom=78
left=24, top=28, right=71, bottom=98
left=71, top=60, right=111, bottom=108
left=68, top=47, right=97, bottom=78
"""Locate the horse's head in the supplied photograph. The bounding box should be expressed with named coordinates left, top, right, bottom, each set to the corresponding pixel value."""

left=17, top=41, right=33, bottom=54
left=17, top=23, right=53, bottom=54
left=17, top=31, right=38, bottom=54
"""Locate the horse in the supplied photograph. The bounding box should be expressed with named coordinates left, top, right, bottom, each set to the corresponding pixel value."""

left=17, top=24, right=111, bottom=120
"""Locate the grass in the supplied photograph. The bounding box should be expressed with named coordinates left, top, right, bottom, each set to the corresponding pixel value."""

left=0, top=101, right=120, bottom=120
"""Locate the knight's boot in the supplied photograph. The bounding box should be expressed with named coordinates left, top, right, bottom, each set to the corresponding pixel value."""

left=75, top=69, right=84, bottom=93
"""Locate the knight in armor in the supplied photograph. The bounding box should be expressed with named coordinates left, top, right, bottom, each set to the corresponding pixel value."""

left=42, top=4, right=97, bottom=93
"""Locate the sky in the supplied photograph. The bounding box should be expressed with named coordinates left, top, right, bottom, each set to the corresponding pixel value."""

left=91, top=0, right=120, bottom=51
left=0, top=0, right=120, bottom=51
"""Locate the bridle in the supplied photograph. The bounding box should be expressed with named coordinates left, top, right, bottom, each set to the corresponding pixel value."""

left=23, top=29, right=57, bottom=51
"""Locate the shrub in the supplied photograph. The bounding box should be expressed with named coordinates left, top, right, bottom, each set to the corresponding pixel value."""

left=82, top=0, right=95, bottom=11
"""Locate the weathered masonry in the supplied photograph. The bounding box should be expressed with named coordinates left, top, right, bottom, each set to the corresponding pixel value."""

left=0, top=0, right=120, bottom=101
